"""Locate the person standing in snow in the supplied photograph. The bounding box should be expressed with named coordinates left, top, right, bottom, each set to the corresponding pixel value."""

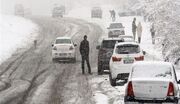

left=150, top=23, right=156, bottom=44
left=79, top=35, right=92, bottom=74
left=112, top=10, right=116, bottom=22
left=34, top=40, right=37, bottom=49
left=137, top=22, right=143, bottom=43
left=132, top=18, right=137, bottom=40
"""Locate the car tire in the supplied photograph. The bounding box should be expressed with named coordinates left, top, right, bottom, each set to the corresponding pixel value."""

left=109, top=73, right=116, bottom=86
left=52, top=58, right=56, bottom=63
left=98, top=62, right=103, bottom=75
left=72, top=58, right=76, bottom=63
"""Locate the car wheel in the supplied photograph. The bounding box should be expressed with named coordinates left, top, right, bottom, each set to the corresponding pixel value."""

left=52, top=58, right=56, bottom=63
left=98, top=62, right=103, bottom=75
left=109, top=73, right=116, bottom=86
left=72, top=58, right=76, bottom=63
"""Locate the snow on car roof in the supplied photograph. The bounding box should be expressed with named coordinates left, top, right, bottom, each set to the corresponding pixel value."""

left=103, top=37, right=124, bottom=41
left=115, top=42, right=139, bottom=46
left=56, top=37, right=71, bottom=39
left=119, top=35, right=133, bottom=38
left=131, top=61, right=173, bottom=79
left=132, top=61, right=172, bottom=67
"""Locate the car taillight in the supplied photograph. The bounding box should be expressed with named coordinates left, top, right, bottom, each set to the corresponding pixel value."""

left=127, top=81, right=134, bottom=96
left=69, top=46, right=74, bottom=50
left=112, top=56, right=121, bottom=62
left=135, top=56, right=144, bottom=61
left=167, top=82, right=174, bottom=96
left=53, top=46, right=57, bottom=50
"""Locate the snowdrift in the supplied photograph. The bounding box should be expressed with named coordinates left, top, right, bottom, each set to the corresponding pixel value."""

left=0, top=15, right=39, bottom=64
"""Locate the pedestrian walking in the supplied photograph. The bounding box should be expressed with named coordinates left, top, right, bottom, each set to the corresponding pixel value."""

left=132, top=18, right=137, bottom=40
left=112, top=10, right=116, bottom=22
left=34, top=40, right=37, bottom=49
left=137, top=22, right=142, bottom=43
left=109, top=10, right=116, bottom=22
left=150, top=23, right=155, bottom=44
left=79, top=35, right=92, bottom=74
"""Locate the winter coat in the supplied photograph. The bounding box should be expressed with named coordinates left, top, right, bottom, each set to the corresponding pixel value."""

left=132, top=21, right=137, bottom=32
left=137, top=23, right=142, bottom=37
left=80, top=39, right=89, bottom=57
left=150, top=26, right=155, bottom=33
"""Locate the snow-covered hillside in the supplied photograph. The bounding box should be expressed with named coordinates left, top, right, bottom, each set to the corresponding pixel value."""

left=0, top=15, right=38, bottom=64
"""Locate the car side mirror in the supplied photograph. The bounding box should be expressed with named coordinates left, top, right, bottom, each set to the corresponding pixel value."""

left=143, top=51, right=146, bottom=55
left=74, top=44, right=77, bottom=47
left=96, top=45, right=100, bottom=49
left=52, top=44, right=54, bottom=47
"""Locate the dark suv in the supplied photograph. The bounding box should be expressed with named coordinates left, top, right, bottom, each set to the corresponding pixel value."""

left=96, top=38, right=124, bottom=75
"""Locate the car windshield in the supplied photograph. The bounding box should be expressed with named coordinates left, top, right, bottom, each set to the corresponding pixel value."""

left=102, top=40, right=123, bottom=48
left=132, top=65, right=172, bottom=79
left=115, top=44, right=140, bottom=54
left=109, top=23, right=123, bottom=28
left=55, top=39, right=71, bottom=44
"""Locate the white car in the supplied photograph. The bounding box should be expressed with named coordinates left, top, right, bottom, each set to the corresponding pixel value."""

left=119, top=35, right=134, bottom=42
left=107, top=23, right=125, bottom=38
left=52, top=37, right=76, bottom=62
left=109, top=42, right=145, bottom=86
left=125, top=61, right=180, bottom=104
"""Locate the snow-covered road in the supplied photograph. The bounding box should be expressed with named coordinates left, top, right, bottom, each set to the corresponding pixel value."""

left=0, top=6, right=180, bottom=104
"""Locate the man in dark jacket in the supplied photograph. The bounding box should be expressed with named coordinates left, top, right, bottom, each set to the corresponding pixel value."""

left=132, top=17, right=137, bottom=40
left=80, top=35, right=91, bottom=74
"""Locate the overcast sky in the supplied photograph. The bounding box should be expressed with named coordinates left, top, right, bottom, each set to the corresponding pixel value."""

left=0, top=0, right=129, bottom=15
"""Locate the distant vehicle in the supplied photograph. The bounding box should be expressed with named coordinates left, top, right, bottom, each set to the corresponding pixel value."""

left=107, top=23, right=125, bottom=38
left=96, top=38, right=124, bottom=75
left=91, top=7, right=102, bottom=18
left=14, top=4, right=24, bottom=17
left=109, top=42, right=145, bottom=86
left=52, top=37, right=77, bottom=62
left=125, top=61, right=180, bottom=104
left=119, top=35, right=134, bottom=42
left=52, top=5, right=65, bottom=18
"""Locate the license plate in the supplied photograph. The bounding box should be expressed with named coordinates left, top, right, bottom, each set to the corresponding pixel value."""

left=123, top=59, right=134, bottom=64
left=59, top=53, right=67, bottom=56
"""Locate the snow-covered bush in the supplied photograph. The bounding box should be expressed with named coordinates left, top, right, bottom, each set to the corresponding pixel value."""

left=139, top=0, right=180, bottom=63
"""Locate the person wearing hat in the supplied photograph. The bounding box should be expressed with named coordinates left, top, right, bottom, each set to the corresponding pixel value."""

left=79, top=35, right=92, bottom=74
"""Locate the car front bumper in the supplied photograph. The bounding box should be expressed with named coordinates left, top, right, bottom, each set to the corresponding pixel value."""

left=52, top=51, right=75, bottom=59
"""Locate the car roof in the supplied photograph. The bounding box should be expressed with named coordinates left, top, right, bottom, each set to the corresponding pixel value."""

left=132, top=61, right=173, bottom=68
left=102, top=37, right=124, bottom=41
left=109, top=22, right=122, bottom=25
left=115, top=42, right=139, bottom=46
left=56, top=37, right=71, bottom=39
left=119, top=35, right=133, bottom=38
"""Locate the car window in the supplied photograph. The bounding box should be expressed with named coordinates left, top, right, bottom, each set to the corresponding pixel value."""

left=132, top=65, right=172, bottom=79
left=55, top=39, right=71, bottom=44
left=110, top=23, right=123, bottom=28
left=102, top=40, right=123, bottom=48
left=115, top=44, right=140, bottom=54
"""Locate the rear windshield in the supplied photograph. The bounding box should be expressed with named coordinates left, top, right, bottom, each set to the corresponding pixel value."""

left=132, top=65, right=172, bottom=79
left=110, top=23, right=123, bottom=28
left=55, top=39, right=71, bottom=44
left=115, top=44, right=140, bottom=54
left=102, top=40, right=123, bottom=48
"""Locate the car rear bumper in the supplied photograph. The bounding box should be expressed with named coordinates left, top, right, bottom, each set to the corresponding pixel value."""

left=124, top=96, right=179, bottom=104
left=98, top=60, right=110, bottom=70
left=110, top=64, right=132, bottom=79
